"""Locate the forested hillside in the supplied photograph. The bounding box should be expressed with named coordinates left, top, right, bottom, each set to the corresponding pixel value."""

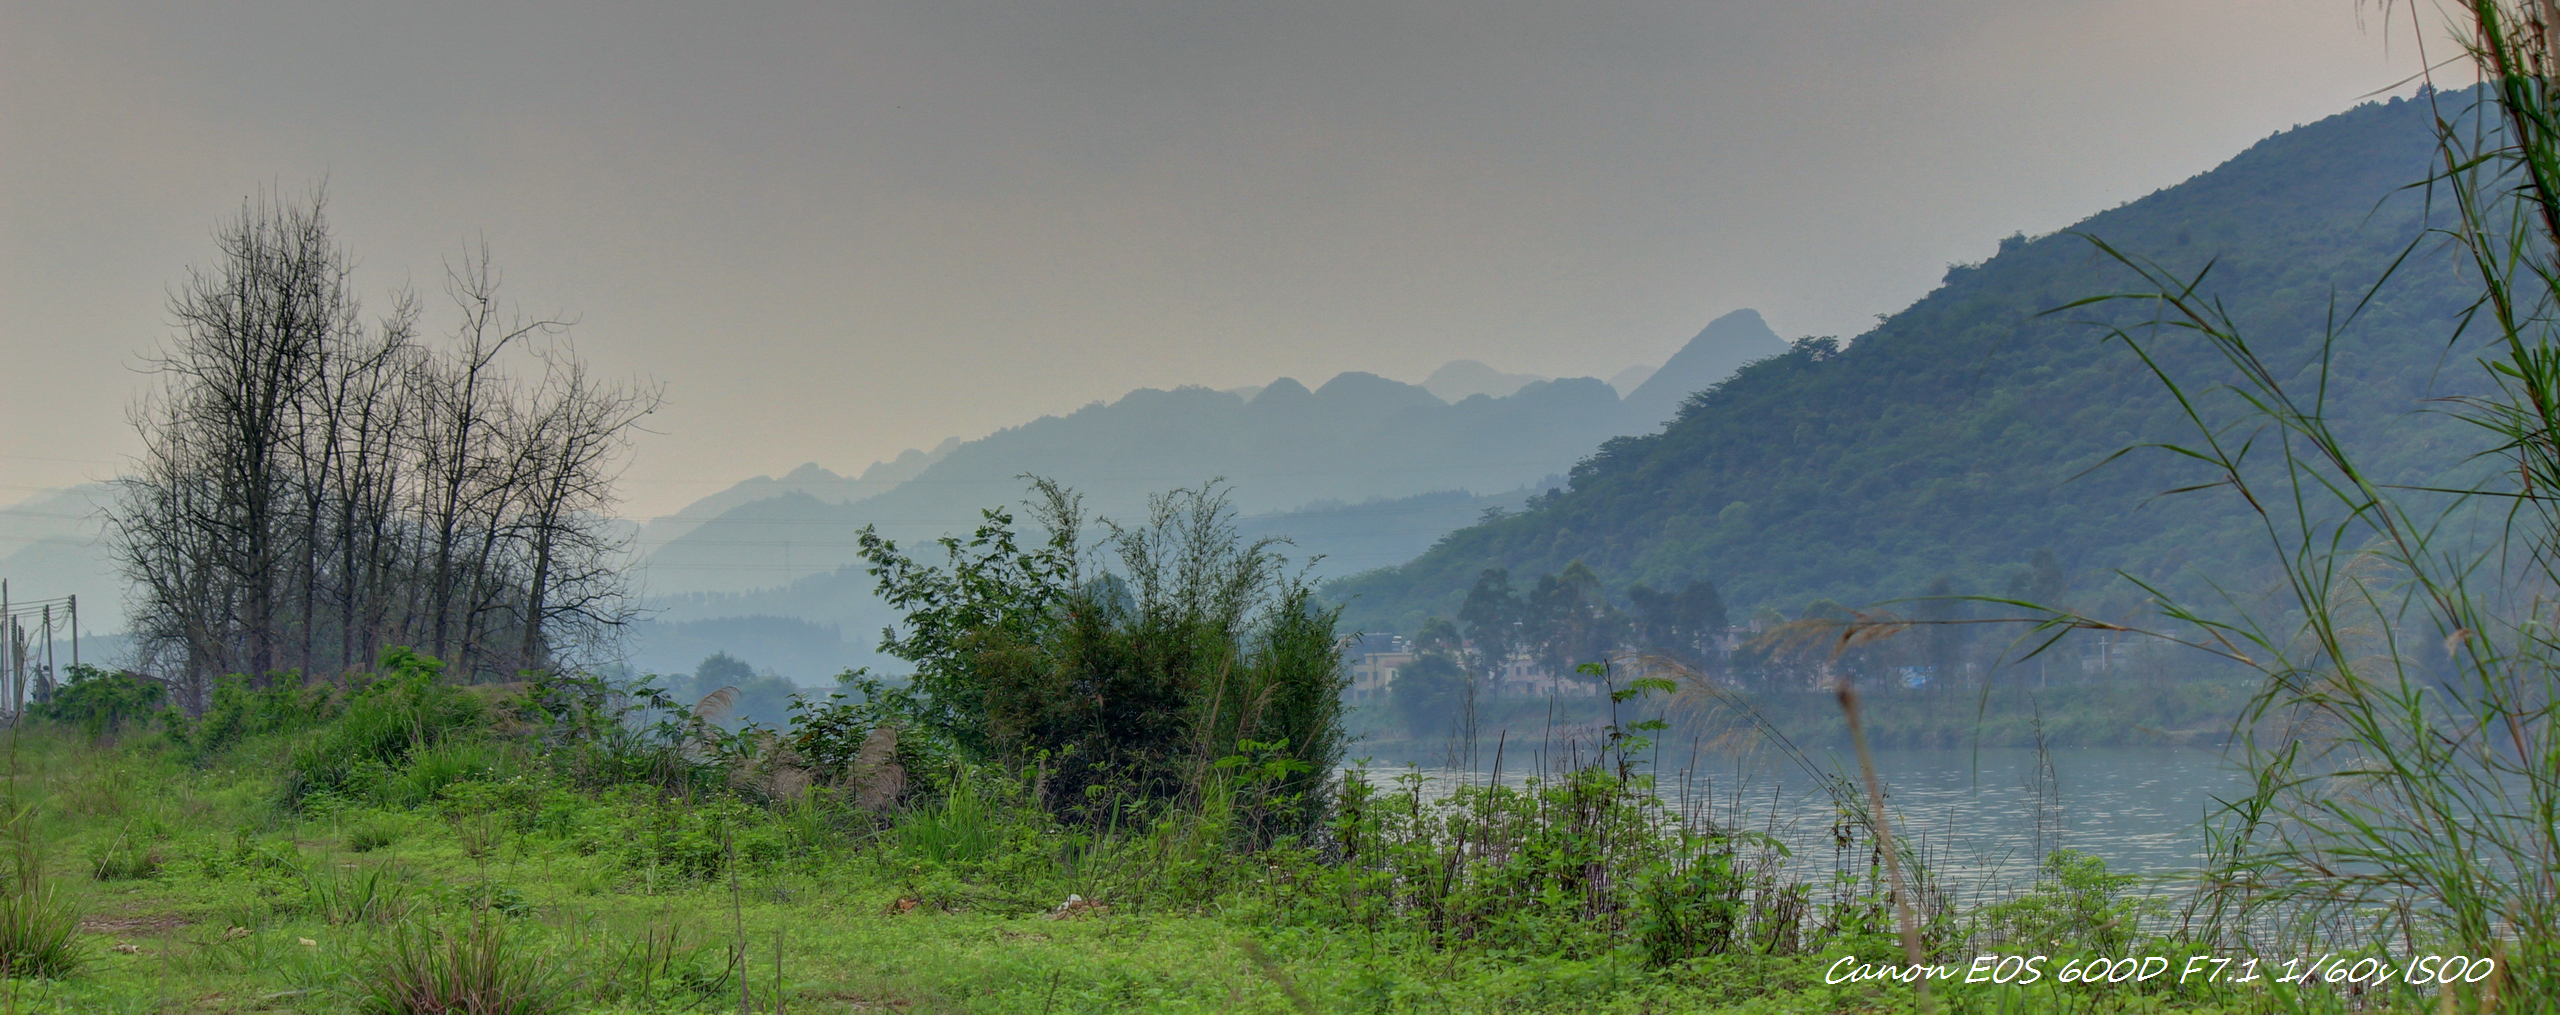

left=1331, top=94, right=2490, bottom=634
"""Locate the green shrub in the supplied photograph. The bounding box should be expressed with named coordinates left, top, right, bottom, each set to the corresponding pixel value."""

left=862, top=481, right=1349, bottom=837
left=198, top=833, right=303, bottom=881
left=1973, top=849, right=2158, bottom=955
left=897, top=773, right=1003, bottom=864
left=173, top=670, right=340, bottom=762
left=0, top=889, right=83, bottom=980
left=359, top=916, right=563, bottom=1015
left=285, top=649, right=488, bottom=808
left=32, top=665, right=167, bottom=743
left=387, top=741, right=500, bottom=810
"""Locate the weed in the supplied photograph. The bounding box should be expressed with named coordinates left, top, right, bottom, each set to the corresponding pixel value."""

left=0, top=888, right=82, bottom=980
left=307, top=864, right=417, bottom=926
left=88, top=840, right=163, bottom=882
left=346, top=819, right=399, bottom=853
left=358, top=916, right=563, bottom=1015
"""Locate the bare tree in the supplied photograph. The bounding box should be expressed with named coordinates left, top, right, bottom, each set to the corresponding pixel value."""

left=112, top=192, right=655, bottom=702
left=507, top=355, right=657, bottom=672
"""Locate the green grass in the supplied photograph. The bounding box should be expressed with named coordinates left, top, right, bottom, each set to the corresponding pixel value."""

left=0, top=719, right=2491, bottom=1015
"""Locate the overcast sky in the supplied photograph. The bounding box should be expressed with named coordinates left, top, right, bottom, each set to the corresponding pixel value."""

left=2, top=1, right=2444, bottom=517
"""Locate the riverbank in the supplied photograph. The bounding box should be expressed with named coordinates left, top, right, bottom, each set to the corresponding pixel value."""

left=0, top=665, right=2462, bottom=1013
left=1348, top=678, right=2253, bottom=759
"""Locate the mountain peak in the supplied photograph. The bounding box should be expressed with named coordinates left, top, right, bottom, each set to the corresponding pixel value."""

left=1620, top=309, right=1789, bottom=428
left=1316, top=371, right=1442, bottom=407
left=1423, top=360, right=1548, bottom=402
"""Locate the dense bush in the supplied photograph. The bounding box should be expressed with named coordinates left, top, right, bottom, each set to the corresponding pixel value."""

left=282, top=648, right=489, bottom=808
left=30, top=665, right=167, bottom=744
left=861, top=480, right=1347, bottom=838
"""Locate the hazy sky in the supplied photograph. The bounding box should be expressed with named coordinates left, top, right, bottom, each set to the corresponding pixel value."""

left=2, top=1, right=2442, bottom=517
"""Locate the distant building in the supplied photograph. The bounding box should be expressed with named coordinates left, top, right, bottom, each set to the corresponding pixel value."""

left=1341, top=633, right=1411, bottom=703
left=1485, top=650, right=1598, bottom=698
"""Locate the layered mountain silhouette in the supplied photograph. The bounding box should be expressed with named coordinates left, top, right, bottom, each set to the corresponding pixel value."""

left=630, top=439, right=960, bottom=554
left=640, top=368, right=1668, bottom=599
left=623, top=324, right=1792, bottom=675
left=1328, top=94, right=2488, bottom=635
left=1422, top=360, right=1549, bottom=402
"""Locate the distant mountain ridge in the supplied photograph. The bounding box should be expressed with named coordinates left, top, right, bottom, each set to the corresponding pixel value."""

left=1327, top=94, right=2485, bottom=635
left=1423, top=360, right=1549, bottom=402
left=638, top=369, right=1637, bottom=595
left=622, top=319, right=1795, bottom=676
left=630, top=438, right=960, bottom=554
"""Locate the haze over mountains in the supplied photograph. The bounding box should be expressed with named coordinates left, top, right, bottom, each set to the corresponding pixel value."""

left=0, top=307, right=1786, bottom=682
left=1334, top=94, right=2485, bottom=635
left=619, top=313, right=1788, bottom=676
left=16, top=96, right=2478, bottom=688
left=0, top=485, right=122, bottom=636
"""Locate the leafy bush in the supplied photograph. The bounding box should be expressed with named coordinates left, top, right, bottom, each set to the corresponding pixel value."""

left=516, top=670, right=709, bottom=792
left=1973, top=849, right=2156, bottom=955
left=861, top=481, right=1348, bottom=837
left=284, top=648, right=487, bottom=808
left=32, top=665, right=167, bottom=743
left=170, top=669, right=341, bottom=762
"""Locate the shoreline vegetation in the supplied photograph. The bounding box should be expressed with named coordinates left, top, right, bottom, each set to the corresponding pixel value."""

left=0, top=656, right=2444, bottom=1014
left=1344, top=681, right=2258, bottom=756
left=18, top=5, right=2559, bottom=1014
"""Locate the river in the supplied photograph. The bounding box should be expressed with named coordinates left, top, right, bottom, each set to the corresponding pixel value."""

left=1342, top=744, right=2248, bottom=902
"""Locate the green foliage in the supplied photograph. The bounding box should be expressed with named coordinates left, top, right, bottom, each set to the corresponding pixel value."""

left=305, top=863, right=420, bottom=926
left=861, top=480, right=1348, bottom=838
left=1290, top=760, right=1814, bottom=965
left=516, top=670, right=712, bottom=792
left=897, top=770, right=1004, bottom=864
left=345, top=819, right=400, bottom=853
left=30, top=665, right=166, bottom=743
left=588, top=922, right=734, bottom=1004
left=2061, top=72, right=2560, bottom=999
left=85, top=838, right=163, bottom=882
left=283, top=648, right=489, bottom=808
left=1390, top=652, right=1468, bottom=736
left=169, top=669, right=340, bottom=762
left=1973, top=849, right=2155, bottom=956
left=782, top=669, right=946, bottom=786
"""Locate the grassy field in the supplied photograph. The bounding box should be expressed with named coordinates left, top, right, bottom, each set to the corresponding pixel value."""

left=0, top=664, right=2501, bottom=1014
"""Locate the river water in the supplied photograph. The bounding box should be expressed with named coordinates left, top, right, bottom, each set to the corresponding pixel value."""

left=1342, top=745, right=2248, bottom=902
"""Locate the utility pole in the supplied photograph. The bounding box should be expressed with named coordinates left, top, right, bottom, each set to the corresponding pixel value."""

left=38, top=604, right=52, bottom=705
left=67, top=595, right=76, bottom=671
left=2, top=579, right=11, bottom=719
